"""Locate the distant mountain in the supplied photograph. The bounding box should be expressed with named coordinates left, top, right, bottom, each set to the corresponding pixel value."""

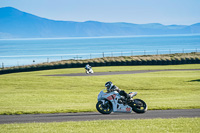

left=0, top=7, right=200, bottom=39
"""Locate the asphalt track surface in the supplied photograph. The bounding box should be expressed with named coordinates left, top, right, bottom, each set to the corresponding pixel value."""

left=44, top=69, right=200, bottom=76
left=0, top=109, right=200, bottom=124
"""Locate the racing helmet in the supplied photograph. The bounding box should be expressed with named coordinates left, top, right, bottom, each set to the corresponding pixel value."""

left=105, top=81, right=113, bottom=92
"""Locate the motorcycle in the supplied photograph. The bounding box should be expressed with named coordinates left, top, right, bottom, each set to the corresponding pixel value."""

left=96, top=89, right=147, bottom=114
left=85, top=67, right=94, bottom=74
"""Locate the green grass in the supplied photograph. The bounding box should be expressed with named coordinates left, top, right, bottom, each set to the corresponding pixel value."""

left=27, top=64, right=200, bottom=74
left=0, top=118, right=200, bottom=133
left=0, top=64, right=200, bottom=114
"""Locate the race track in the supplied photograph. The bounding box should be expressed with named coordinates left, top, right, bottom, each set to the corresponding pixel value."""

left=1, top=69, right=199, bottom=124
left=0, top=109, right=200, bottom=124
left=44, top=69, right=200, bottom=76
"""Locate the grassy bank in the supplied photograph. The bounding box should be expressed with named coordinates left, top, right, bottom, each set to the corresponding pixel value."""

left=1, top=52, right=200, bottom=74
left=0, top=118, right=199, bottom=132
left=0, top=64, right=200, bottom=115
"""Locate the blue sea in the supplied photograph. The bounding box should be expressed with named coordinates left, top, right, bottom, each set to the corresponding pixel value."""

left=0, top=34, right=200, bottom=67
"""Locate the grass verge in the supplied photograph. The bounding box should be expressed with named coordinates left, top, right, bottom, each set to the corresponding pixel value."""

left=0, top=118, right=200, bottom=133
left=0, top=64, right=200, bottom=115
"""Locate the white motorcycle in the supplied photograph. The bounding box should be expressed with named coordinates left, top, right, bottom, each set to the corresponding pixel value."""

left=96, top=89, right=147, bottom=114
left=85, top=67, right=94, bottom=74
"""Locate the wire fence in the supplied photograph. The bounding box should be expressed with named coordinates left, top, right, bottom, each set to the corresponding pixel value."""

left=1, top=48, right=199, bottom=68
left=72, top=48, right=199, bottom=59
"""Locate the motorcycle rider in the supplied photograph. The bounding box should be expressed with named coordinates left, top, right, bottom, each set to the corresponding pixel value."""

left=105, top=81, right=130, bottom=102
left=85, top=64, right=91, bottom=71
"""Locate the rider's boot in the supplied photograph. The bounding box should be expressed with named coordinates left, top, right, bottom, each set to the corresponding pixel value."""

left=127, top=97, right=131, bottom=104
left=126, top=94, right=131, bottom=103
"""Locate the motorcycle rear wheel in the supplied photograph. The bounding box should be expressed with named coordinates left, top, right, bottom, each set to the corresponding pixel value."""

left=96, top=100, right=112, bottom=114
left=132, top=99, right=147, bottom=113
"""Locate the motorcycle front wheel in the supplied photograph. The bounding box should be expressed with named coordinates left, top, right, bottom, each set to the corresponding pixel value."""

left=132, top=99, right=147, bottom=113
left=96, top=100, right=112, bottom=114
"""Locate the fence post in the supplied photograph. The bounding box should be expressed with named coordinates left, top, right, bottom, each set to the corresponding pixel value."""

left=2, top=63, right=4, bottom=69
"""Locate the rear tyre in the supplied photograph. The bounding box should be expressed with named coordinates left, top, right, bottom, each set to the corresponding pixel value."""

left=132, top=99, right=147, bottom=113
left=96, top=100, right=112, bottom=114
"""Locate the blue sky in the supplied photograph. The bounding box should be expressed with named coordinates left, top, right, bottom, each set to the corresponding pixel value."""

left=0, top=0, right=200, bottom=25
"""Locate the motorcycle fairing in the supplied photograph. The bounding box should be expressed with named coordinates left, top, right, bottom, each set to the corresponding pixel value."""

left=97, top=90, right=132, bottom=113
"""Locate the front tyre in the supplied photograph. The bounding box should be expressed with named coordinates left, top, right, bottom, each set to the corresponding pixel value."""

left=96, top=100, right=112, bottom=114
left=132, top=99, right=147, bottom=113
left=86, top=70, right=89, bottom=74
